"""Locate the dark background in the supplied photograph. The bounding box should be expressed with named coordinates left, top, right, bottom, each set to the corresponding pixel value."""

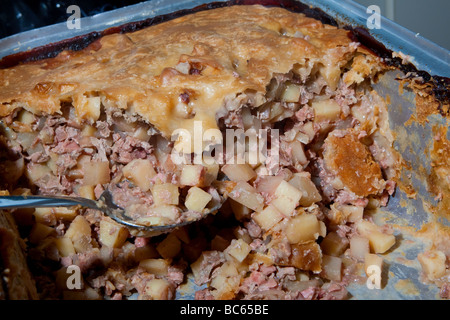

left=0, top=0, right=146, bottom=39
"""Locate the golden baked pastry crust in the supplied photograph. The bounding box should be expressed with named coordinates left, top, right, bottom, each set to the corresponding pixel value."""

left=323, top=131, right=384, bottom=197
left=0, top=5, right=355, bottom=137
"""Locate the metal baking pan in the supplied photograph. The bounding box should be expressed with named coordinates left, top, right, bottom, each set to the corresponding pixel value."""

left=0, top=0, right=448, bottom=300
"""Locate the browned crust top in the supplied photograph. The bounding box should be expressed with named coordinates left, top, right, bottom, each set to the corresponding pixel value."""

left=0, top=5, right=354, bottom=138
left=324, top=132, right=384, bottom=197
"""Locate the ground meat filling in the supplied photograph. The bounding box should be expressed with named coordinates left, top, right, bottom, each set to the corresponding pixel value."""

left=2, top=108, right=221, bottom=227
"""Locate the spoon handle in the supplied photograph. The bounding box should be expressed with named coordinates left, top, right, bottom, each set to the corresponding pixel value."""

left=0, top=195, right=98, bottom=210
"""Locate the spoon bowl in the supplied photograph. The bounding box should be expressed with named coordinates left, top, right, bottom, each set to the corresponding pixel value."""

left=0, top=190, right=224, bottom=237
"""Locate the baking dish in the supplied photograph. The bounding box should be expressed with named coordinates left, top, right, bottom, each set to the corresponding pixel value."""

left=0, top=0, right=448, bottom=300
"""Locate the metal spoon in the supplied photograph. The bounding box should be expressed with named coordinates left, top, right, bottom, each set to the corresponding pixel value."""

left=0, top=190, right=224, bottom=237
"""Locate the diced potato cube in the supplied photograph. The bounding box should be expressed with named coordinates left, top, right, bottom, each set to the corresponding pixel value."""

left=319, top=221, right=327, bottom=238
left=246, top=252, right=275, bottom=267
left=156, top=234, right=181, bottom=259
left=281, top=83, right=301, bottom=102
left=269, top=101, right=284, bottom=121
left=320, top=231, right=349, bottom=256
left=285, top=213, right=320, bottom=244
left=229, top=181, right=264, bottom=212
left=364, top=253, right=383, bottom=277
left=213, top=261, right=239, bottom=280
left=53, top=207, right=78, bottom=221
left=122, top=159, right=157, bottom=192
left=135, top=244, right=159, bottom=261
left=135, top=216, right=167, bottom=227
left=356, top=220, right=395, bottom=254
left=240, top=107, right=254, bottom=130
left=81, top=124, right=97, bottom=137
left=65, top=216, right=90, bottom=237
left=33, top=208, right=55, bottom=225
left=254, top=164, right=271, bottom=176
left=331, top=204, right=364, bottom=223
left=99, top=218, right=129, bottom=248
left=369, top=231, right=396, bottom=254
left=252, top=205, right=283, bottom=231
left=152, top=183, right=179, bottom=206
left=26, top=163, right=52, bottom=184
left=312, top=99, right=341, bottom=122
left=255, top=175, right=283, bottom=195
left=65, top=215, right=92, bottom=253
left=179, top=164, right=205, bottom=186
left=229, top=198, right=252, bottom=221
left=221, top=164, right=256, bottom=182
left=374, top=233, right=396, bottom=254
left=289, top=141, right=308, bottom=165
left=288, top=173, right=322, bottom=206
left=184, top=187, right=212, bottom=212
left=210, top=262, right=240, bottom=300
left=78, top=185, right=95, bottom=200
left=319, top=65, right=341, bottom=91
left=225, top=239, right=251, bottom=263
left=17, top=110, right=35, bottom=125
left=342, top=205, right=364, bottom=223
left=16, top=132, right=37, bottom=150
left=47, top=153, right=59, bottom=175
left=202, top=157, right=220, bottom=186
left=139, top=259, right=170, bottom=276
left=356, top=219, right=384, bottom=237
left=259, top=101, right=282, bottom=122
left=191, top=251, right=215, bottom=281
left=150, top=205, right=181, bottom=222
left=204, top=165, right=220, bottom=186
left=350, top=236, right=370, bottom=261
left=133, top=126, right=151, bottom=141
left=54, top=237, right=76, bottom=257
left=271, top=180, right=302, bottom=216
left=321, top=255, right=342, bottom=281
left=297, top=121, right=315, bottom=143
left=142, top=279, right=171, bottom=300
left=82, top=161, right=110, bottom=186
left=417, top=250, right=446, bottom=280
left=73, top=95, right=101, bottom=122
left=29, top=222, right=54, bottom=244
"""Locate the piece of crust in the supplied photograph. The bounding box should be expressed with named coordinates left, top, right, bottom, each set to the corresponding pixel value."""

left=0, top=210, right=38, bottom=300
left=323, top=130, right=384, bottom=197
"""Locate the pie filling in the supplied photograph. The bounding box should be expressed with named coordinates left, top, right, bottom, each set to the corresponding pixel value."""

left=0, top=5, right=407, bottom=300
